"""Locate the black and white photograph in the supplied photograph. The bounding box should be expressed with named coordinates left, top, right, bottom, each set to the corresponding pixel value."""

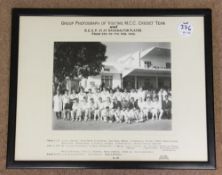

left=52, top=42, right=172, bottom=130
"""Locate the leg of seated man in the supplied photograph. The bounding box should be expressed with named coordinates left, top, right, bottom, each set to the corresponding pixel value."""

left=158, top=109, right=163, bottom=120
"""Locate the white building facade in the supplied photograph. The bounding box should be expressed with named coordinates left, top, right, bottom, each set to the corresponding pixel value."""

left=79, top=46, right=171, bottom=91
left=80, top=65, right=122, bottom=90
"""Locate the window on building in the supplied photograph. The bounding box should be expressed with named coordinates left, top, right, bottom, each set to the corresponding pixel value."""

left=166, top=62, right=171, bottom=69
left=104, top=68, right=110, bottom=72
left=101, top=75, right=113, bottom=88
left=144, top=61, right=152, bottom=68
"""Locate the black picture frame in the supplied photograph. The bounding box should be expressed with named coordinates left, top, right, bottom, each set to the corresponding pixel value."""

left=7, top=8, right=215, bottom=169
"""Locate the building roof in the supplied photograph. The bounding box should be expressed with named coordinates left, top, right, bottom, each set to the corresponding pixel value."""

left=114, top=46, right=170, bottom=69
left=140, top=47, right=171, bottom=59
left=102, top=47, right=171, bottom=77
left=116, top=47, right=170, bottom=64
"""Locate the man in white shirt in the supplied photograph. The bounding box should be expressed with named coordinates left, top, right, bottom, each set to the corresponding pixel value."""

left=114, top=88, right=123, bottom=102
left=94, top=97, right=104, bottom=120
left=87, top=97, right=97, bottom=120
left=137, top=97, right=145, bottom=122
left=53, top=90, right=63, bottom=119
left=137, top=87, right=146, bottom=101
left=151, top=96, right=163, bottom=120
left=100, top=88, right=110, bottom=101
left=77, top=88, right=86, bottom=102
left=143, top=96, right=152, bottom=120
left=62, top=90, right=71, bottom=120
left=80, top=97, right=89, bottom=121
left=102, top=97, right=113, bottom=122
left=71, top=98, right=81, bottom=121
left=158, top=88, right=168, bottom=103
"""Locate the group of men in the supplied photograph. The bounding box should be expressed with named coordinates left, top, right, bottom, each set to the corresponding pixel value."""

left=53, top=87, right=172, bottom=124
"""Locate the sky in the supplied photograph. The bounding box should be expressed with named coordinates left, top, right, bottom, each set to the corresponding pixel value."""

left=102, top=42, right=170, bottom=64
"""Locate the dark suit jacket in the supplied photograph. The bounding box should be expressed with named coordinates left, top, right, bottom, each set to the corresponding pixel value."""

left=128, top=101, right=139, bottom=109
left=113, top=101, right=122, bottom=109
left=162, top=100, right=172, bottom=110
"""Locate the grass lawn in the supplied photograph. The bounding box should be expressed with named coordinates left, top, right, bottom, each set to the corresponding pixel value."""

left=53, top=113, right=172, bottom=130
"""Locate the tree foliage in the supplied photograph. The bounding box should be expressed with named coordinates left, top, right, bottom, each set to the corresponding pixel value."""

left=54, top=42, right=107, bottom=82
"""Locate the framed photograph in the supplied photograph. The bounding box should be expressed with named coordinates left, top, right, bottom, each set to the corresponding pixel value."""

left=7, top=8, right=215, bottom=169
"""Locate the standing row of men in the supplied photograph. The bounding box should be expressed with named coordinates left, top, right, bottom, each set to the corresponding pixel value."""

left=53, top=87, right=172, bottom=123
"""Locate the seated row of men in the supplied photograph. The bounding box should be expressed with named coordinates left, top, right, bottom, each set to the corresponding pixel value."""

left=53, top=88, right=172, bottom=123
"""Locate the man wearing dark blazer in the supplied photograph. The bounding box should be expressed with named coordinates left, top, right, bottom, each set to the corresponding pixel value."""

left=162, top=95, right=172, bottom=119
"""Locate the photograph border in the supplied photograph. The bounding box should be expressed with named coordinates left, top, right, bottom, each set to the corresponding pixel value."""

left=7, top=8, right=215, bottom=169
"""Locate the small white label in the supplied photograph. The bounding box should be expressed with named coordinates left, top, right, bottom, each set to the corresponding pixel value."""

left=178, top=22, right=193, bottom=37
